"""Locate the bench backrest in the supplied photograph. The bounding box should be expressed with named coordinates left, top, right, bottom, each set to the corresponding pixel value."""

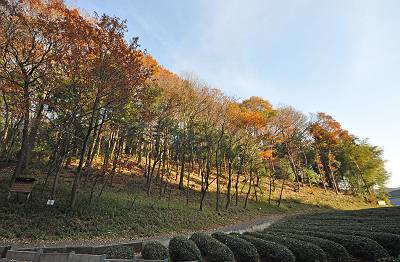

left=10, top=182, right=35, bottom=193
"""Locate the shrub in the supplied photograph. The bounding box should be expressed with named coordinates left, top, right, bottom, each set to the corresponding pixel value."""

left=343, top=225, right=400, bottom=235
left=270, top=229, right=390, bottom=261
left=104, top=245, right=134, bottom=259
left=268, top=231, right=351, bottom=262
left=141, top=241, right=169, bottom=260
left=190, top=232, right=235, bottom=262
left=246, top=232, right=327, bottom=262
left=293, top=227, right=400, bottom=257
left=168, top=236, right=202, bottom=262
left=231, top=233, right=295, bottom=262
left=271, top=221, right=400, bottom=256
left=285, top=207, right=400, bottom=220
left=376, top=257, right=400, bottom=262
left=211, top=232, right=259, bottom=262
left=338, top=230, right=400, bottom=257
left=271, top=221, right=400, bottom=235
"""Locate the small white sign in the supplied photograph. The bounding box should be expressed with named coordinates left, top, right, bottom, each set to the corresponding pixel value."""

left=377, top=200, right=386, bottom=206
left=47, top=199, right=55, bottom=206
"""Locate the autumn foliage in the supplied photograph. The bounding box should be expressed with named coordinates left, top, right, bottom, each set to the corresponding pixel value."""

left=0, top=0, right=389, bottom=211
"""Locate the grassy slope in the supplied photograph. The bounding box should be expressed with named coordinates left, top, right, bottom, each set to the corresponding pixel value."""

left=0, top=162, right=374, bottom=245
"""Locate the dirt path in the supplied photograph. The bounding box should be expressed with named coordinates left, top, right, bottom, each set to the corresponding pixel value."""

left=2, top=213, right=285, bottom=249
left=154, top=213, right=284, bottom=246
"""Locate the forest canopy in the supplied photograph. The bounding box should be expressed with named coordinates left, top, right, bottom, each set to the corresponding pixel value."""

left=0, top=0, right=389, bottom=210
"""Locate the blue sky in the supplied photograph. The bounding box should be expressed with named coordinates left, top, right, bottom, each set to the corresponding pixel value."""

left=66, top=0, right=400, bottom=188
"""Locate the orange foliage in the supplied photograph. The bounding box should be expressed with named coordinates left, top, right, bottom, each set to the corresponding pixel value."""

left=310, top=112, right=354, bottom=148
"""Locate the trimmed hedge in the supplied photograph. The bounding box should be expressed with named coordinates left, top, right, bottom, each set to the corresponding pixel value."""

left=269, top=231, right=351, bottom=262
left=104, top=245, right=134, bottom=259
left=268, top=229, right=389, bottom=261
left=268, top=207, right=400, bottom=261
left=231, top=233, right=295, bottom=262
left=211, top=232, right=259, bottom=262
left=271, top=221, right=400, bottom=235
left=376, top=258, right=400, bottom=262
left=168, top=236, right=202, bottom=262
left=272, top=218, right=400, bottom=226
left=280, top=226, right=400, bottom=257
left=246, top=232, right=328, bottom=262
left=272, top=208, right=400, bottom=226
left=190, top=232, right=235, bottom=262
left=271, top=221, right=400, bottom=255
left=274, top=219, right=400, bottom=228
left=288, top=207, right=400, bottom=220
left=294, top=214, right=400, bottom=220
left=331, top=230, right=400, bottom=257
left=141, top=241, right=169, bottom=260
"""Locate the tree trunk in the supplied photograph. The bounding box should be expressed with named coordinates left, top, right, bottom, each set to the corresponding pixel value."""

left=235, top=156, right=243, bottom=206
left=11, top=81, right=30, bottom=185
left=216, top=153, right=220, bottom=212
left=109, top=134, right=123, bottom=188
left=70, top=94, right=99, bottom=209
left=199, top=153, right=210, bottom=211
left=178, top=154, right=185, bottom=189
left=22, top=101, right=45, bottom=173
left=87, top=110, right=106, bottom=168
left=1, top=116, right=22, bottom=161
left=277, top=179, right=285, bottom=207
left=244, top=162, right=253, bottom=209
left=225, top=160, right=233, bottom=209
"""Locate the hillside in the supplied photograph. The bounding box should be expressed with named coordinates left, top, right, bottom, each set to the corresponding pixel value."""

left=0, top=161, right=374, bottom=246
left=388, top=188, right=400, bottom=197
left=0, top=0, right=390, bottom=250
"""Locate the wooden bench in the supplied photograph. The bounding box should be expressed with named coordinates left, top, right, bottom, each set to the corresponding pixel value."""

left=7, top=177, right=36, bottom=201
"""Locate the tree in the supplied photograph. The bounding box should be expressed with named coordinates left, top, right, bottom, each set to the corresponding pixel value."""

left=0, top=0, right=67, bottom=183
left=310, top=112, right=353, bottom=193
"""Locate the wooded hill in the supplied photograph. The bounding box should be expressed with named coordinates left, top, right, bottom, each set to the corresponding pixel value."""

left=0, top=0, right=389, bottom=214
left=389, top=188, right=400, bottom=197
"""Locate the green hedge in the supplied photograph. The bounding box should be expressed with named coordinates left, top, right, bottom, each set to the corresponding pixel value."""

left=231, top=233, right=295, bottom=262
left=104, top=245, right=134, bottom=259
left=211, top=232, right=259, bottom=262
left=246, top=232, right=327, bottom=262
left=293, top=214, right=400, bottom=221
left=190, top=232, right=235, bottom=262
left=269, top=229, right=389, bottom=261
left=141, top=241, right=169, bottom=260
left=168, top=236, right=202, bottom=262
left=272, top=219, right=400, bottom=227
left=285, top=219, right=399, bottom=226
left=268, top=231, right=351, bottom=262
left=276, top=219, right=399, bottom=227
left=279, top=226, right=400, bottom=257
left=272, top=208, right=400, bottom=225
left=271, top=221, right=400, bottom=235
left=288, top=207, right=400, bottom=220
left=376, top=257, right=400, bottom=262
left=332, top=230, right=400, bottom=257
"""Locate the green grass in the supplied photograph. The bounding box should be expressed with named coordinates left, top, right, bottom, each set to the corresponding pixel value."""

left=0, top=168, right=375, bottom=244
left=0, top=177, right=276, bottom=242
